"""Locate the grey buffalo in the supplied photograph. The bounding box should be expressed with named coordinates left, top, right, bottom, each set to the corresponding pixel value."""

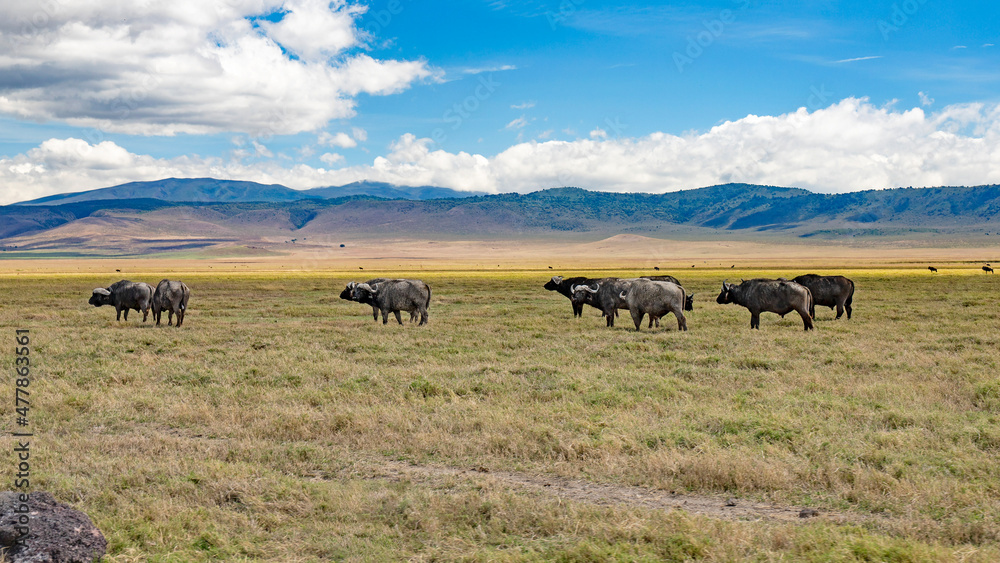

left=351, top=279, right=431, bottom=325
left=152, top=279, right=190, bottom=327
left=619, top=279, right=688, bottom=331
left=641, top=275, right=694, bottom=311
left=792, top=274, right=855, bottom=320
left=716, top=279, right=814, bottom=330
left=340, top=278, right=418, bottom=322
left=543, top=276, right=591, bottom=317
left=89, top=280, right=154, bottom=322
left=570, top=278, right=634, bottom=327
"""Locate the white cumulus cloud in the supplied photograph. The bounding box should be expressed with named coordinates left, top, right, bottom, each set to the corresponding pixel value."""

left=3, top=98, right=1000, bottom=204
left=0, top=1, right=436, bottom=136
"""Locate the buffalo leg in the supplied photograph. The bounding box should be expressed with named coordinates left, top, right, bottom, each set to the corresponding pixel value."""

left=845, top=302, right=852, bottom=319
left=167, top=310, right=174, bottom=326
left=676, top=311, right=687, bottom=331
left=123, top=308, right=129, bottom=321
left=382, top=310, right=389, bottom=324
left=419, top=310, right=428, bottom=326
left=177, top=309, right=184, bottom=327
left=750, top=312, right=760, bottom=329
left=631, top=310, right=644, bottom=331
left=371, top=306, right=379, bottom=321
left=116, top=307, right=123, bottom=321
left=799, top=308, right=814, bottom=331
left=393, top=311, right=403, bottom=325
left=835, top=302, right=845, bottom=319
left=142, top=308, right=149, bottom=322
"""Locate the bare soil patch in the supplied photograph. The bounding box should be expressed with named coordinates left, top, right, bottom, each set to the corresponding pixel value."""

left=360, top=461, right=865, bottom=525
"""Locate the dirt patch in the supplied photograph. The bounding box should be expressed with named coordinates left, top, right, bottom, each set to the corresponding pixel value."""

left=359, top=461, right=864, bottom=525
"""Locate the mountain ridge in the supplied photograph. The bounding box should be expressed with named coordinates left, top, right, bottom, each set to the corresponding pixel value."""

left=3, top=182, right=1000, bottom=255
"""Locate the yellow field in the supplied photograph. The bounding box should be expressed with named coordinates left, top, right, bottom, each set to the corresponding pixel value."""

left=2, top=243, right=1000, bottom=561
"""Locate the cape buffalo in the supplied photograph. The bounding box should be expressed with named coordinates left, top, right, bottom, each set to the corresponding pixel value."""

left=792, top=274, right=855, bottom=319
left=89, top=280, right=154, bottom=322
left=352, top=279, right=431, bottom=325
left=340, top=279, right=417, bottom=322
left=543, top=276, right=591, bottom=317
left=570, top=278, right=634, bottom=327
left=619, top=279, right=687, bottom=331
left=152, top=279, right=190, bottom=327
left=642, top=275, right=694, bottom=311
left=716, top=279, right=814, bottom=330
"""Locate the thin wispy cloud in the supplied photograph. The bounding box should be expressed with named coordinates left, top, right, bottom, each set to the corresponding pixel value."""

left=833, top=56, right=883, bottom=64
left=511, top=102, right=536, bottom=110
left=461, top=65, right=517, bottom=75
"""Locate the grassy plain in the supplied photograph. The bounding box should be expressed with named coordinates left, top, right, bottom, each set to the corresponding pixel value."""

left=2, top=263, right=1000, bottom=561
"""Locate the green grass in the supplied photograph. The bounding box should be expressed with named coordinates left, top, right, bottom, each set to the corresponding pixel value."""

left=2, top=268, right=1000, bottom=561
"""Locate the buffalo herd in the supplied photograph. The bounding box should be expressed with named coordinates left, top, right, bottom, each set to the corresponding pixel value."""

left=89, top=279, right=190, bottom=327
left=89, top=271, right=856, bottom=331
left=545, top=273, right=855, bottom=331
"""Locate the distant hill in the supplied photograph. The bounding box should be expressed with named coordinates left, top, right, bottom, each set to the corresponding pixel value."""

left=20, top=178, right=307, bottom=205
left=4, top=182, right=1000, bottom=255
left=17, top=178, right=485, bottom=206
left=301, top=181, right=487, bottom=200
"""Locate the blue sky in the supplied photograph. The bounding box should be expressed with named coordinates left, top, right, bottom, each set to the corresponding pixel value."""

left=0, top=0, right=998, bottom=203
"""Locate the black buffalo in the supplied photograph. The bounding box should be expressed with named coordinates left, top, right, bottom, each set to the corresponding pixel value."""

left=792, top=274, right=855, bottom=320
left=716, top=279, right=814, bottom=330
left=570, top=278, right=633, bottom=327
left=89, top=280, right=154, bottom=322
left=543, top=276, right=591, bottom=317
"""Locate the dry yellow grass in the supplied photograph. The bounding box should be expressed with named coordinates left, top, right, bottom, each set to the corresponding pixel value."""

left=1, top=251, right=999, bottom=561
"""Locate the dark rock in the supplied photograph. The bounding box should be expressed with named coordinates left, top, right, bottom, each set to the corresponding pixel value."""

left=798, top=508, right=820, bottom=518
left=0, top=491, right=107, bottom=562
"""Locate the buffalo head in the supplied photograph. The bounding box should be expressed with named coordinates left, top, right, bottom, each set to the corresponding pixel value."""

left=716, top=281, right=734, bottom=304
left=543, top=276, right=564, bottom=291
left=339, top=282, right=358, bottom=301
left=89, top=287, right=112, bottom=307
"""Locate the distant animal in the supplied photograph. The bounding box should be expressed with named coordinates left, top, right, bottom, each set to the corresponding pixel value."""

left=928, top=266, right=938, bottom=273
left=731, top=265, right=735, bottom=268
left=341, top=279, right=417, bottom=323
left=641, top=275, right=694, bottom=312
left=351, top=279, right=431, bottom=325
left=716, top=279, right=814, bottom=330
left=544, top=276, right=592, bottom=318
left=570, top=278, right=635, bottom=327
left=792, top=274, right=855, bottom=320
left=359, top=267, right=364, bottom=270
left=115, top=269, right=121, bottom=272
left=548, top=266, right=552, bottom=269
left=653, top=266, right=660, bottom=271
left=984, top=265, right=994, bottom=274
left=151, top=279, right=190, bottom=327
left=89, top=280, right=154, bottom=322
left=619, top=279, right=687, bottom=331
